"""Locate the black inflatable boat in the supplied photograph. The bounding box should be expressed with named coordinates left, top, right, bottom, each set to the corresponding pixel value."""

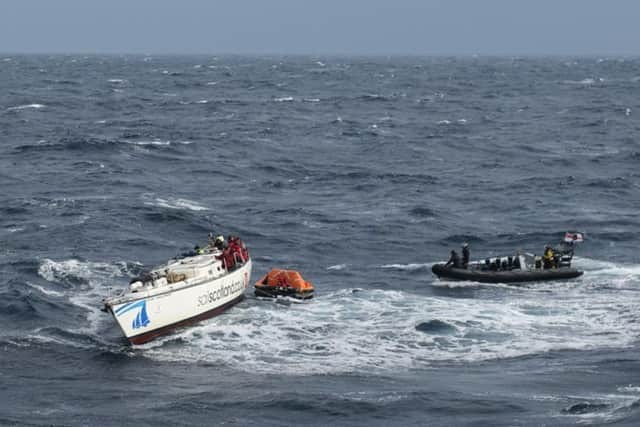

left=432, top=242, right=584, bottom=283
left=431, top=263, right=583, bottom=283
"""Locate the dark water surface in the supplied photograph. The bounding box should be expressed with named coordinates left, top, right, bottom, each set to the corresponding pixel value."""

left=1, top=55, right=640, bottom=426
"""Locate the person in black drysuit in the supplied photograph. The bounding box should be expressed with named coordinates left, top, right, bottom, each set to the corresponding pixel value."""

left=461, top=243, right=470, bottom=269
left=445, top=250, right=461, bottom=268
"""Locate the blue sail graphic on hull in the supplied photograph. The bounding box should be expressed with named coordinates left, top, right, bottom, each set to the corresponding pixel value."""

left=115, top=300, right=151, bottom=329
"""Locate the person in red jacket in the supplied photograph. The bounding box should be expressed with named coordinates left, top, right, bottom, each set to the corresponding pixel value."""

left=233, top=236, right=249, bottom=262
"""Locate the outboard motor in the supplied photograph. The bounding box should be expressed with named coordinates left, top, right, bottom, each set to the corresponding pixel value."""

left=559, top=253, right=573, bottom=268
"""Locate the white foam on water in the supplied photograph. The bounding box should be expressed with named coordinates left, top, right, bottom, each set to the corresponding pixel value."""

left=274, top=96, right=294, bottom=102
left=303, top=98, right=320, bottom=102
left=380, top=263, right=430, bottom=271
left=196, top=99, right=208, bottom=104
left=26, top=281, right=65, bottom=297
left=437, top=119, right=451, bottom=125
left=327, top=264, right=347, bottom=270
left=618, top=385, right=640, bottom=393
left=28, top=256, right=640, bottom=377
left=6, top=226, right=25, bottom=233
left=6, top=104, right=45, bottom=111
left=107, top=78, right=126, bottom=83
left=205, top=81, right=218, bottom=86
left=559, top=391, right=640, bottom=425
left=37, top=259, right=129, bottom=338
left=126, top=139, right=171, bottom=146
left=564, top=78, right=597, bottom=85
left=143, top=196, right=208, bottom=211
left=138, top=258, right=640, bottom=375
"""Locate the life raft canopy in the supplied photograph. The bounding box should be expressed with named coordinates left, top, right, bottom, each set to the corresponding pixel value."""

left=255, top=268, right=314, bottom=299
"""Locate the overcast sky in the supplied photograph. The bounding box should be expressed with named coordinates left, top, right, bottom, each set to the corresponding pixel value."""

left=1, top=0, right=638, bottom=55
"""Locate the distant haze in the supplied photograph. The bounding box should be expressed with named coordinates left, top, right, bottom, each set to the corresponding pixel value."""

left=1, top=0, right=639, bottom=55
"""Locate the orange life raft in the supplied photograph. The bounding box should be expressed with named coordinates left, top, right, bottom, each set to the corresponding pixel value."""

left=254, top=269, right=315, bottom=299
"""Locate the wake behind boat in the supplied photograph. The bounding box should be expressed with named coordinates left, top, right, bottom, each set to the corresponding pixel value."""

left=102, top=235, right=251, bottom=344
left=432, top=232, right=584, bottom=284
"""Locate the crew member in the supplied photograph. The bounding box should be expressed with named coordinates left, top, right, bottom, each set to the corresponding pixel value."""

left=543, top=245, right=555, bottom=269
left=445, top=250, right=461, bottom=268
left=194, top=245, right=205, bottom=255
left=213, top=235, right=226, bottom=251
left=461, top=243, right=470, bottom=269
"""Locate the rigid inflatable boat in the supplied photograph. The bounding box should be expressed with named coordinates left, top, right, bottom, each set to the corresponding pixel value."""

left=431, top=261, right=583, bottom=283
left=255, top=269, right=314, bottom=299
left=432, top=234, right=584, bottom=284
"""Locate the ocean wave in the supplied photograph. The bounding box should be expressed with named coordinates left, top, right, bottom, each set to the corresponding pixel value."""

left=133, top=274, right=640, bottom=375
left=143, top=196, right=208, bottom=211
left=274, top=96, right=294, bottom=102
left=563, top=78, right=604, bottom=85
left=6, top=103, right=45, bottom=111
left=38, top=258, right=126, bottom=288
left=126, top=139, right=171, bottom=146
left=380, top=263, right=430, bottom=271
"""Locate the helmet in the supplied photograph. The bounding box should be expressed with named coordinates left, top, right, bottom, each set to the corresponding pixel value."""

left=215, top=235, right=224, bottom=243
left=462, top=242, right=469, bottom=248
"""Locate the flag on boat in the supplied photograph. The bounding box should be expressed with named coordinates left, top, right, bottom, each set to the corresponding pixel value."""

left=564, top=232, right=584, bottom=243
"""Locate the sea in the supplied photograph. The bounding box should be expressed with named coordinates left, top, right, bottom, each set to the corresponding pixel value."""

left=1, top=54, right=639, bottom=426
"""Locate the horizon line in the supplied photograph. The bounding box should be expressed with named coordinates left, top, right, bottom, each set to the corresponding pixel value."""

left=2, top=51, right=640, bottom=58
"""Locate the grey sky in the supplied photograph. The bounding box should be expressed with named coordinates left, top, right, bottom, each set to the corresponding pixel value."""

left=1, top=0, right=638, bottom=55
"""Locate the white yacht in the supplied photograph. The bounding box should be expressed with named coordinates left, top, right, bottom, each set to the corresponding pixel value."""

left=103, top=247, right=251, bottom=345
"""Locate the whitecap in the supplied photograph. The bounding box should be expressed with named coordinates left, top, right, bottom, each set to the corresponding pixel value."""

left=196, top=99, right=208, bottom=104
left=564, top=78, right=596, bottom=85
left=37, top=258, right=133, bottom=338
left=26, top=282, right=65, bottom=297
left=6, top=226, right=25, bottom=233
left=127, top=139, right=171, bottom=146
left=6, top=104, right=45, bottom=111
left=303, top=98, right=320, bottom=102
left=437, top=120, right=451, bottom=125
left=274, top=96, right=294, bottom=102
left=205, top=81, right=218, bottom=86
left=380, top=263, right=430, bottom=271
left=327, top=264, right=347, bottom=270
left=107, top=78, right=126, bottom=83
left=144, top=197, right=208, bottom=211
left=136, top=276, right=640, bottom=375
